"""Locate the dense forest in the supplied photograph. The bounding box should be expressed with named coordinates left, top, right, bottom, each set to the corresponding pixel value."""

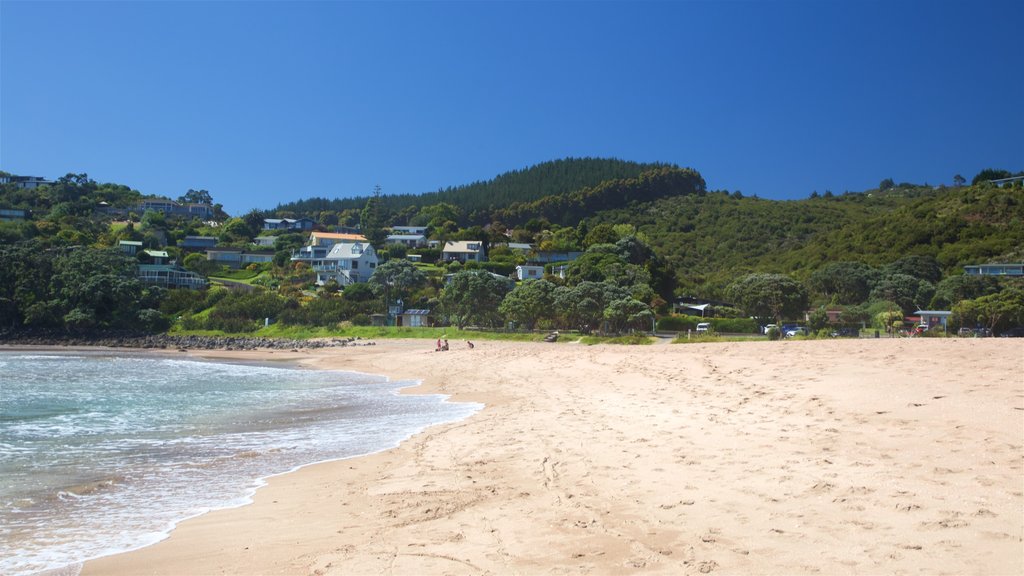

left=274, top=158, right=675, bottom=220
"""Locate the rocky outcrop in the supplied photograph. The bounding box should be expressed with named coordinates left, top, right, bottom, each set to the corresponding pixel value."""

left=0, top=329, right=373, bottom=350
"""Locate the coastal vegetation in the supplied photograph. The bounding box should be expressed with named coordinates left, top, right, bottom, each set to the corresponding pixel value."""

left=1, top=162, right=1022, bottom=340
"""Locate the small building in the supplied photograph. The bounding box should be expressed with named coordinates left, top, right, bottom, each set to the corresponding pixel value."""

left=515, top=265, right=545, bottom=281
left=397, top=309, right=430, bottom=328
left=143, top=249, right=169, bottom=265
left=252, top=236, right=277, bottom=248
left=914, top=310, right=952, bottom=331
left=118, top=240, right=143, bottom=256
left=180, top=236, right=218, bottom=250
left=442, top=240, right=485, bottom=263
left=963, top=263, right=1023, bottom=277
left=531, top=251, right=583, bottom=264
left=506, top=242, right=534, bottom=253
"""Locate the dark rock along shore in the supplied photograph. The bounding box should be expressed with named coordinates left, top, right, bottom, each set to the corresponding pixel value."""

left=0, top=330, right=372, bottom=351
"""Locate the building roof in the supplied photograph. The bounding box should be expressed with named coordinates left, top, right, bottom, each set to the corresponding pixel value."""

left=914, top=310, right=952, bottom=316
left=144, top=249, right=169, bottom=258
left=400, top=309, right=430, bottom=315
left=312, top=232, right=368, bottom=241
left=443, top=240, right=483, bottom=253
left=184, top=235, right=217, bottom=241
left=326, top=241, right=374, bottom=259
left=119, top=240, right=143, bottom=246
left=387, top=234, right=426, bottom=240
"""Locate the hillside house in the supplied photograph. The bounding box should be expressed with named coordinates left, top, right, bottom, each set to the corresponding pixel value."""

left=314, top=241, right=378, bottom=286
left=138, top=264, right=208, bottom=289
left=206, top=249, right=275, bottom=269
left=180, top=236, right=218, bottom=250
left=914, top=310, right=952, bottom=331
left=964, top=263, right=1023, bottom=277
left=386, top=233, right=427, bottom=248
left=292, top=232, right=368, bottom=268
left=391, top=225, right=428, bottom=236
left=263, top=217, right=314, bottom=231
left=442, top=240, right=485, bottom=263
left=118, top=240, right=143, bottom=256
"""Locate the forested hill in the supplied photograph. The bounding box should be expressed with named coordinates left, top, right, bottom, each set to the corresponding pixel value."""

left=274, top=157, right=676, bottom=217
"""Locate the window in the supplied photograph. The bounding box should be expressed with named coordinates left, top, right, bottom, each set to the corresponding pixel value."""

left=352, top=261, right=358, bottom=270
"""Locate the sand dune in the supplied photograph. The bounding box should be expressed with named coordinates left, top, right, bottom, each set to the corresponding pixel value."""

left=83, top=338, right=1023, bottom=575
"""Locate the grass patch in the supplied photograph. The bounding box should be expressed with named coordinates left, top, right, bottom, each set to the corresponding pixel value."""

left=671, top=333, right=764, bottom=344
left=578, top=334, right=655, bottom=345
left=209, top=269, right=262, bottom=281
left=171, top=324, right=552, bottom=342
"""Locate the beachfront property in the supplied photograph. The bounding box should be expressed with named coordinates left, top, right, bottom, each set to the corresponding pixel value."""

left=963, top=263, right=1024, bottom=276
left=914, top=310, right=952, bottom=331
left=206, top=248, right=275, bottom=269
left=263, top=217, right=315, bottom=231
left=442, top=240, right=486, bottom=263
left=515, top=264, right=544, bottom=280
left=313, top=241, right=378, bottom=286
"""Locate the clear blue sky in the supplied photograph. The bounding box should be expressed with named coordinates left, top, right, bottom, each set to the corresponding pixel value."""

left=2, top=0, right=1021, bottom=216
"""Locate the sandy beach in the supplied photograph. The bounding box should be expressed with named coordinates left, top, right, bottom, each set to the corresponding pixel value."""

left=80, top=338, right=1023, bottom=575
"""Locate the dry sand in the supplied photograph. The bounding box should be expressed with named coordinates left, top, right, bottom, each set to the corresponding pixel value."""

left=82, top=338, right=1023, bottom=575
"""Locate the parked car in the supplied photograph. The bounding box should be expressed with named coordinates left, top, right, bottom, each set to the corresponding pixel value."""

left=830, top=327, right=859, bottom=338
left=784, top=327, right=807, bottom=338
left=762, top=324, right=777, bottom=335
left=696, top=322, right=711, bottom=334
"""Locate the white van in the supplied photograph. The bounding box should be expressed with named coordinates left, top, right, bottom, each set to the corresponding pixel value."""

left=696, top=322, right=711, bottom=334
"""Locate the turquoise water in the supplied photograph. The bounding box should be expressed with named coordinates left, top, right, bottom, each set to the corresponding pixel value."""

left=0, top=352, right=480, bottom=575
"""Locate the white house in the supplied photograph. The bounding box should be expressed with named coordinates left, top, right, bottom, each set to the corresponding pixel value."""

left=292, top=232, right=368, bottom=267
left=515, top=265, right=545, bottom=281
left=314, top=241, right=378, bottom=286
left=442, top=240, right=485, bottom=263
left=386, top=233, right=427, bottom=248
left=391, top=225, right=428, bottom=236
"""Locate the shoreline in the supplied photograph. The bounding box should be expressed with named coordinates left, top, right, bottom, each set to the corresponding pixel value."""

left=54, top=338, right=1024, bottom=574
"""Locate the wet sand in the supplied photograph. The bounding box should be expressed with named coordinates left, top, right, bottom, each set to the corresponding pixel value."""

left=81, top=338, right=1023, bottom=575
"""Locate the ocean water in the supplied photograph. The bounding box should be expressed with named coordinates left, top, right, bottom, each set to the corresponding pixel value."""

left=0, top=352, right=481, bottom=575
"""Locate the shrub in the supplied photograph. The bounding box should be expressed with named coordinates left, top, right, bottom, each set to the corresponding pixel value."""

left=657, top=315, right=699, bottom=331
left=767, top=326, right=782, bottom=340
left=351, top=313, right=372, bottom=326
left=710, top=317, right=759, bottom=333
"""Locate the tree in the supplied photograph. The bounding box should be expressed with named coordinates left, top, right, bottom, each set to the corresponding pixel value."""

left=971, top=168, right=1012, bottom=185
left=727, top=273, right=809, bottom=327
left=930, top=274, right=1001, bottom=309
left=884, top=255, right=942, bottom=283
left=952, top=287, right=1024, bottom=334
left=953, top=174, right=966, bottom=187
left=178, top=189, right=213, bottom=205
left=869, top=274, right=935, bottom=315
left=583, top=223, right=618, bottom=247
left=553, top=280, right=631, bottom=333
left=439, top=270, right=513, bottom=328
left=808, top=261, right=880, bottom=304
left=360, top=185, right=388, bottom=247
left=368, top=259, right=427, bottom=308
left=879, top=178, right=895, bottom=191
left=499, top=279, right=556, bottom=329
left=603, top=297, right=653, bottom=334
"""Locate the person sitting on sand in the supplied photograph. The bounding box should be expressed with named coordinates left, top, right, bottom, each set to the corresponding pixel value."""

left=442, top=339, right=449, bottom=351
left=436, top=338, right=442, bottom=352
